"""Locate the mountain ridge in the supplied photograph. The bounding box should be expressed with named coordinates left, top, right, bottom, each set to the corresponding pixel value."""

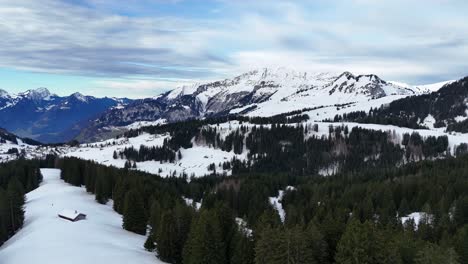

left=0, top=87, right=132, bottom=143
left=76, top=68, right=438, bottom=142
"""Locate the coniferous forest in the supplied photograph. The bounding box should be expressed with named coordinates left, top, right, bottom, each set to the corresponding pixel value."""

left=331, top=77, right=468, bottom=132
left=54, top=143, right=468, bottom=264
left=0, top=159, right=43, bottom=246
left=1, top=116, right=468, bottom=263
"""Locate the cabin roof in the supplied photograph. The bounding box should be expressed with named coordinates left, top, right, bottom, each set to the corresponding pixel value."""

left=58, top=209, right=85, bottom=221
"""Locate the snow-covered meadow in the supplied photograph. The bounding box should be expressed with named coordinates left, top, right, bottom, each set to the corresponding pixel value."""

left=62, top=132, right=248, bottom=178
left=0, top=169, right=163, bottom=264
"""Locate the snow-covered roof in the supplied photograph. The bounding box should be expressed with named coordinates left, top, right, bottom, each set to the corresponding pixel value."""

left=58, top=209, right=84, bottom=221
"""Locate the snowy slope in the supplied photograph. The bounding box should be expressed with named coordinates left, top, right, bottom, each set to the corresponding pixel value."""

left=0, top=169, right=164, bottom=264
left=0, top=130, right=45, bottom=162
left=62, top=133, right=247, bottom=177
left=389, top=80, right=455, bottom=93
left=175, top=68, right=418, bottom=117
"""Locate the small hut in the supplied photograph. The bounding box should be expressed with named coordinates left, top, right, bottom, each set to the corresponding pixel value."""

left=58, top=209, right=87, bottom=222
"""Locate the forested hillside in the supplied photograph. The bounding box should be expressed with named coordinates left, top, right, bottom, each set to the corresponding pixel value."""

left=54, top=151, right=468, bottom=264
left=116, top=116, right=452, bottom=177
left=332, top=77, right=468, bottom=132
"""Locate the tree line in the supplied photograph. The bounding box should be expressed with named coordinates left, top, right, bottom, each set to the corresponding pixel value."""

left=329, top=77, right=468, bottom=132
left=0, top=158, right=43, bottom=246
left=55, top=150, right=468, bottom=263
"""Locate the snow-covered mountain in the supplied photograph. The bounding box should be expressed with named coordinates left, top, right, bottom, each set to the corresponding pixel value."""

left=389, top=80, right=456, bottom=93
left=76, top=68, right=425, bottom=142
left=0, top=88, right=132, bottom=143
left=0, top=128, right=45, bottom=162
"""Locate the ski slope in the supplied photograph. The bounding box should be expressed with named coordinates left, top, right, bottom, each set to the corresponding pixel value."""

left=0, top=169, right=164, bottom=264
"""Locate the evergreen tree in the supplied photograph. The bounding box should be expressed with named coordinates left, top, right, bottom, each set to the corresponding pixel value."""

left=455, top=196, right=468, bottom=228
left=254, top=226, right=286, bottom=264
left=7, top=177, right=25, bottom=233
left=230, top=229, right=254, bottom=264
left=183, top=209, right=226, bottom=264
left=0, top=188, right=10, bottom=244
left=122, top=189, right=147, bottom=235
left=415, top=243, right=459, bottom=264
left=144, top=234, right=155, bottom=251
left=305, top=221, right=329, bottom=264
left=335, top=220, right=390, bottom=264
left=94, top=175, right=108, bottom=204
left=112, top=177, right=128, bottom=214
left=455, top=225, right=468, bottom=264
left=156, top=210, right=178, bottom=262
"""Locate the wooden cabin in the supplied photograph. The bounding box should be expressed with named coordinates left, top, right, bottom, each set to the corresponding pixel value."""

left=58, top=209, right=87, bottom=222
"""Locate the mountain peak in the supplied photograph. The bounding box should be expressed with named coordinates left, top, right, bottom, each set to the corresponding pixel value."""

left=0, top=89, right=10, bottom=98
left=70, top=92, right=88, bottom=102
left=21, top=87, right=53, bottom=101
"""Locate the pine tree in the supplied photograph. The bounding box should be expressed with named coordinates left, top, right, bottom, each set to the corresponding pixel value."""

left=183, top=209, right=226, bottom=264
left=148, top=199, right=162, bottom=236
left=144, top=234, right=155, bottom=251
left=305, top=221, right=329, bottom=264
left=455, top=196, right=468, bottom=228
left=284, top=225, right=315, bottom=264
left=335, top=220, right=389, bottom=264
left=7, top=177, right=25, bottom=233
left=254, top=226, right=286, bottom=264
left=156, top=210, right=178, bottom=262
left=173, top=202, right=194, bottom=264
left=94, top=175, right=108, bottom=204
left=0, top=188, right=10, bottom=245
left=122, top=189, right=147, bottom=235
left=455, top=225, right=468, bottom=264
left=415, top=243, right=459, bottom=264
left=230, top=229, right=254, bottom=264
left=112, top=177, right=128, bottom=214
left=398, top=198, right=410, bottom=216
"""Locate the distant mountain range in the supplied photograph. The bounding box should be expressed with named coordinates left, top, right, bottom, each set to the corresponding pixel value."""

left=76, top=68, right=447, bottom=142
left=0, top=68, right=454, bottom=143
left=0, top=88, right=131, bottom=143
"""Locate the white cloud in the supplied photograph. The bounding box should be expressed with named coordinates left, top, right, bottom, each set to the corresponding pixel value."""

left=0, top=0, right=467, bottom=97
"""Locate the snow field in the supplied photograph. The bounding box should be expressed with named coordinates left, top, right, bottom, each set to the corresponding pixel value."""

left=0, top=169, right=164, bottom=264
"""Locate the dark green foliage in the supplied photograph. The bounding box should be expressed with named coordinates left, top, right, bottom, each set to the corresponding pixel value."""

left=156, top=210, right=178, bottom=262
left=119, top=144, right=176, bottom=163
left=455, top=225, right=468, bottom=264
left=144, top=234, right=155, bottom=251
left=53, top=123, right=468, bottom=264
left=455, top=196, right=468, bottom=228
left=0, top=159, right=41, bottom=246
left=414, top=243, right=459, bottom=264
left=255, top=223, right=328, bottom=264
left=183, top=209, right=226, bottom=264
left=156, top=202, right=194, bottom=264
left=335, top=220, right=397, bottom=264
left=122, top=189, right=147, bottom=235
left=230, top=230, right=254, bottom=264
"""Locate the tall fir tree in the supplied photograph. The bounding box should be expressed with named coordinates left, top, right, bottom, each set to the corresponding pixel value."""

left=183, top=209, right=226, bottom=264
left=156, top=210, right=178, bottom=262
left=7, top=177, right=25, bottom=233
left=122, top=189, right=147, bottom=235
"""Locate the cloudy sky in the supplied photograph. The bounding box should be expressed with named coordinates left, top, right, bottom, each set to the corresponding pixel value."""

left=0, top=0, right=466, bottom=98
